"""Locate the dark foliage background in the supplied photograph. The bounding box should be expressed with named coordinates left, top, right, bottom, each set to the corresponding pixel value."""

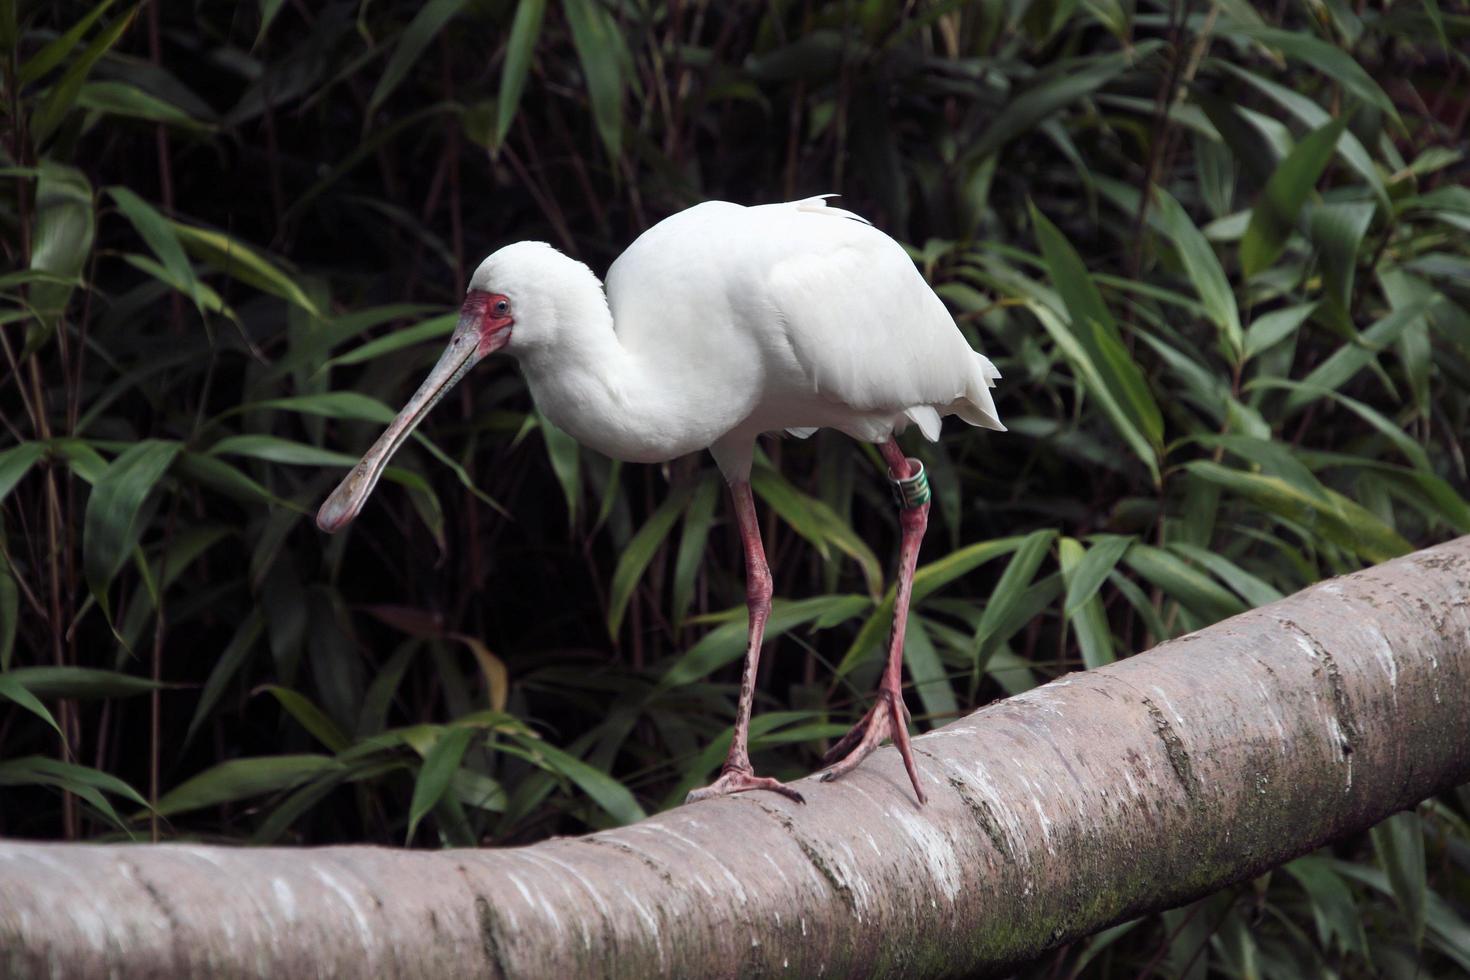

left=3, top=0, right=1469, bottom=974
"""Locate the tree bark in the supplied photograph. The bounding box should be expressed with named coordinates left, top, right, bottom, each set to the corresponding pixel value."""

left=4, top=537, right=1470, bottom=978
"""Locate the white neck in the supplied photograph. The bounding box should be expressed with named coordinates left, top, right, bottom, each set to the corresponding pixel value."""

left=514, top=289, right=735, bottom=465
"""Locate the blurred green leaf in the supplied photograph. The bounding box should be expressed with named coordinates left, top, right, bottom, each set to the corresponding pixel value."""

left=496, top=0, right=547, bottom=147
left=607, top=480, right=695, bottom=637
left=0, top=674, right=63, bottom=739
left=1371, top=810, right=1427, bottom=948
left=1030, top=204, right=1163, bottom=480
left=563, top=0, right=625, bottom=159
left=966, top=44, right=1163, bottom=165
left=0, top=442, right=45, bottom=503
left=260, top=685, right=350, bottom=753
left=169, top=222, right=322, bottom=316
left=1059, top=537, right=1116, bottom=668
left=18, top=0, right=116, bottom=84
left=751, top=463, right=882, bottom=598
left=406, top=724, right=475, bottom=843
left=511, top=733, right=644, bottom=825
left=672, top=473, right=720, bottom=627
left=5, top=666, right=161, bottom=699
left=906, top=617, right=957, bottom=724
left=1240, top=117, right=1348, bottom=278
left=367, top=0, right=467, bottom=119
left=82, top=440, right=182, bottom=615
left=153, top=755, right=344, bottom=817
left=30, top=3, right=138, bottom=145
left=1150, top=185, right=1243, bottom=358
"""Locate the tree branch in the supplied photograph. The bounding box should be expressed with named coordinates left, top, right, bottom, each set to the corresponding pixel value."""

left=4, top=538, right=1470, bottom=978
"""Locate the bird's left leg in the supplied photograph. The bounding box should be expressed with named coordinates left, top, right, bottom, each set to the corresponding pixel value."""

left=820, top=439, right=929, bottom=804
left=685, top=480, right=804, bottom=804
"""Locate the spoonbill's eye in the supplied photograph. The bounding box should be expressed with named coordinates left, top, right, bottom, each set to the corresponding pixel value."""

left=493, top=299, right=510, bottom=316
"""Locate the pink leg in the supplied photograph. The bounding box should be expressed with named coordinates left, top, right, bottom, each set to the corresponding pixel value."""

left=820, top=440, right=929, bottom=804
left=686, top=481, right=804, bottom=804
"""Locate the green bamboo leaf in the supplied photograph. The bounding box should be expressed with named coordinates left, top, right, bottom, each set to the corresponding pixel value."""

left=83, top=440, right=182, bottom=612
left=168, top=221, right=321, bottom=316
left=1185, top=461, right=1411, bottom=563
left=1149, top=185, right=1242, bottom=358
left=1381, top=270, right=1438, bottom=420
left=1239, top=117, right=1348, bottom=278
left=0, top=442, right=45, bottom=503
left=537, top=410, right=581, bottom=527
left=367, top=0, right=468, bottom=119
left=1372, top=810, right=1427, bottom=948
left=1168, top=543, right=1284, bottom=608
left=563, top=0, right=625, bottom=159
left=1126, top=544, right=1246, bottom=624
left=1215, top=62, right=1388, bottom=210
left=1282, top=297, right=1435, bottom=413
left=0, top=674, right=63, bottom=738
left=607, top=481, right=696, bottom=637
left=119, top=255, right=230, bottom=318
left=1063, top=534, right=1132, bottom=615
left=239, top=392, right=396, bottom=424
left=672, top=473, right=720, bottom=627
left=1244, top=302, right=1316, bottom=360
left=18, top=0, right=116, bottom=84
left=267, top=303, right=439, bottom=380
left=906, top=617, right=958, bottom=724
left=1059, top=539, right=1115, bottom=669
left=255, top=0, right=287, bottom=46
left=1225, top=25, right=1401, bottom=128
left=77, top=81, right=213, bottom=131
left=0, top=755, right=147, bottom=832
left=973, top=529, right=1056, bottom=659
left=661, top=594, right=870, bottom=692
left=1029, top=204, right=1163, bottom=477
left=31, top=3, right=139, bottom=145
left=496, top=0, right=547, bottom=147
left=1285, top=857, right=1369, bottom=956
left=1306, top=201, right=1376, bottom=329
left=153, top=755, right=343, bottom=818
left=207, top=435, right=356, bottom=467
left=174, top=453, right=290, bottom=508
left=965, top=43, right=1164, bottom=164
left=406, top=724, right=476, bottom=843
left=186, top=613, right=265, bottom=745
left=29, top=162, right=94, bottom=335
left=511, top=733, right=645, bottom=824
left=0, top=755, right=147, bottom=808
left=4, top=666, right=161, bottom=699
left=751, top=463, right=882, bottom=597
left=260, top=685, right=350, bottom=753
left=322, top=313, right=456, bottom=369
left=0, top=552, right=17, bottom=670
left=106, top=186, right=208, bottom=312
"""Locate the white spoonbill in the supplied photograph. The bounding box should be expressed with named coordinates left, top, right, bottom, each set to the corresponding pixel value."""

left=317, top=196, right=1003, bottom=805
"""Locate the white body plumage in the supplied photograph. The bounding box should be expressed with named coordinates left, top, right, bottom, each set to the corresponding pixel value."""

left=477, top=196, right=1004, bottom=481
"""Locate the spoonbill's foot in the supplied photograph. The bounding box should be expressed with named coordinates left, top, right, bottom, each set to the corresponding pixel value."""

left=820, top=688, right=927, bottom=804
left=685, top=765, right=805, bottom=805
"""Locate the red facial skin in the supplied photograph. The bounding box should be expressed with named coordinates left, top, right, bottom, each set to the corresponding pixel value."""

left=463, top=289, right=514, bottom=356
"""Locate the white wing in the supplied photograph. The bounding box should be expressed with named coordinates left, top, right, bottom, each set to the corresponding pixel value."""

left=761, top=198, right=1003, bottom=439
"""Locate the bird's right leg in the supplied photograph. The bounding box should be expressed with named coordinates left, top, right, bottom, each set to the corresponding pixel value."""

left=685, top=481, right=804, bottom=804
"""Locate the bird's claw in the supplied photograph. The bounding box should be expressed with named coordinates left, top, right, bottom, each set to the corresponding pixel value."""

left=820, top=688, right=927, bottom=804
left=685, top=766, right=805, bottom=805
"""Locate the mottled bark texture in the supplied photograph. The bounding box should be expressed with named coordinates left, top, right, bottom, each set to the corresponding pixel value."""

left=5, top=538, right=1470, bottom=979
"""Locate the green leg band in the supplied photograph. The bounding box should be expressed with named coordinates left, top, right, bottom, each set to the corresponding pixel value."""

left=889, top=459, right=930, bottom=510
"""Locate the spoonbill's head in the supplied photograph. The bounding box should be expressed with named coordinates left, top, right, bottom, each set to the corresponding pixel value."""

left=315, top=241, right=599, bottom=532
